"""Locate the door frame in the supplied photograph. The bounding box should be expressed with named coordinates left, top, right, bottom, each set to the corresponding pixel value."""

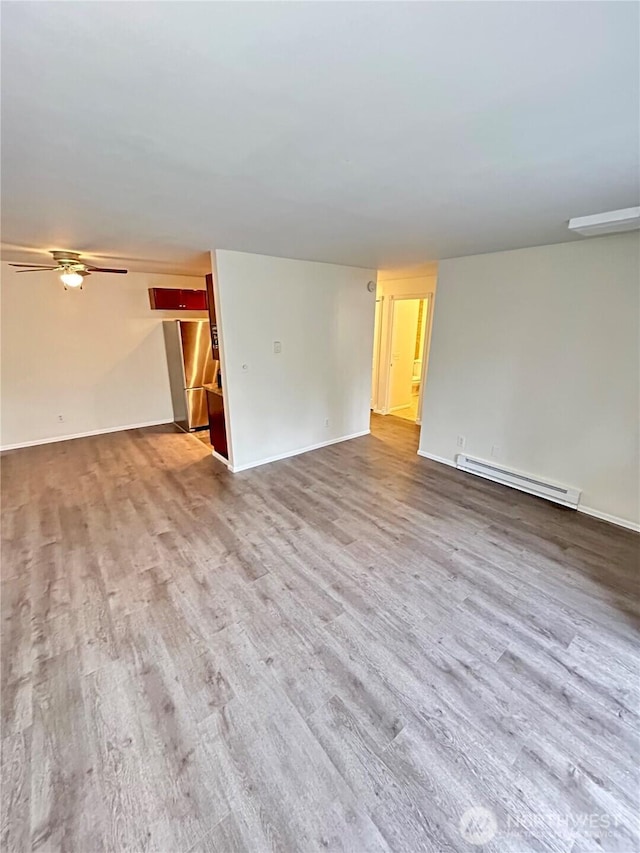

left=383, top=293, right=434, bottom=423
left=371, top=295, right=384, bottom=409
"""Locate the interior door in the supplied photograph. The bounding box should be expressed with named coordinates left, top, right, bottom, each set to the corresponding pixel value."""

left=389, top=299, right=420, bottom=411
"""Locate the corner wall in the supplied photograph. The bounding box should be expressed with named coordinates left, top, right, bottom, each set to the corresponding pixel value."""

left=0, top=265, right=207, bottom=448
left=419, top=232, right=640, bottom=529
left=213, top=250, right=376, bottom=471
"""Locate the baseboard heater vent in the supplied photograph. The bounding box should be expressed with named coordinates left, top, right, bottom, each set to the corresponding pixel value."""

left=455, top=454, right=581, bottom=509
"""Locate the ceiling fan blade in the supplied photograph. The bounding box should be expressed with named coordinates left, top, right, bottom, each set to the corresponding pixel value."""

left=9, top=263, right=57, bottom=269
left=15, top=267, right=59, bottom=273
left=85, top=266, right=128, bottom=274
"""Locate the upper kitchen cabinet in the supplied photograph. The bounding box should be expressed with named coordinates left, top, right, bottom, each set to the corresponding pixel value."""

left=148, top=288, right=208, bottom=311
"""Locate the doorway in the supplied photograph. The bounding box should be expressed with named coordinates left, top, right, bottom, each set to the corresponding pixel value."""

left=385, top=296, right=432, bottom=424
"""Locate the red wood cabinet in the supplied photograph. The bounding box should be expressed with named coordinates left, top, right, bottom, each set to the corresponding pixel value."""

left=206, top=387, right=228, bottom=459
left=148, top=288, right=208, bottom=311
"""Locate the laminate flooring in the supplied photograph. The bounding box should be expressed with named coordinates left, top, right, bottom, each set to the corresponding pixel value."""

left=2, top=415, right=639, bottom=852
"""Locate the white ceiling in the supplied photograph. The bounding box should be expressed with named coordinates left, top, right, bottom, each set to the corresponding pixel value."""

left=2, top=2, right=638, bottom=274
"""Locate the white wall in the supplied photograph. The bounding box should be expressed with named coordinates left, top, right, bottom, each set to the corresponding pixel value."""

left=0, top=265, right=207, bottom=448
left=373, top=272, right=437, bottom=413
left=213, top=250, right=376, bottom=471
left=419, top=232, right=640, bottom=528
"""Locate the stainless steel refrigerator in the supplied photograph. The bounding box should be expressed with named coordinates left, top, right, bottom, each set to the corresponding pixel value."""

left=163, top=320, right=218, bottom=430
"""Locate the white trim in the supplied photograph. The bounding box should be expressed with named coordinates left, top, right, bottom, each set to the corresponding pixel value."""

left=370, top=295, right=384, bottom=410
left=417, top=449, right=456, bottom=468
left=417, top=451, right=640, bottom=533
left=390, top=404, right=412, bottom=413
left=210, top=448, right=231, bottom=468
left=415, top=294, right=434, bottom=428
left=0, top=418, right=174, bottom=452
left=181, top=425, right=231, bottom=469
left=577, top=505, right=640, bottom=533
left=209, top=253, right=236, bottom=470
left=230, top=429, right=370, bottom=473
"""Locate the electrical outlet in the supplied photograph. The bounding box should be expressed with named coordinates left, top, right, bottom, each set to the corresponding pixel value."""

left=57, top=414, right=64, bottom=422
left=456, top=435, right=466, bottom=449
left=273, top=341, right=282, bottom=354
left=324, top=418, right=330, bottom=428
left=491, top=445, right=500, bottom=458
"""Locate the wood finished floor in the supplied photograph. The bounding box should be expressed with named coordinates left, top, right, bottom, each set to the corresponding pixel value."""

left=1, top=415, right=639, bottom=852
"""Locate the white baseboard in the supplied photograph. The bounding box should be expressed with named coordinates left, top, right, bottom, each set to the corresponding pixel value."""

left=230, top=430, right=371, bottom=473
left=0, top=418, right=175, bottom=452
left=417, top=451, right=639, bottom=533
left=417, top=449, right=456, bottom=468
left=390, top=404, right=411, bottom=413
left=210, top=448, right=231, bottom=468
left=577, top=505, right=640, bottom=533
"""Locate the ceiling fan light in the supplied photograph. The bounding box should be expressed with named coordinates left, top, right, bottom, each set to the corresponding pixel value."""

left=60, top=271, right=84, bottom=288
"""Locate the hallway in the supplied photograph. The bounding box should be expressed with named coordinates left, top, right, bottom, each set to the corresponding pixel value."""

left=390, top=397, right=420, bottom=423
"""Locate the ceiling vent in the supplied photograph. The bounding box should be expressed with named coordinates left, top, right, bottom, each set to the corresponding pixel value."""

left=568, top=207, right=640, bottom=237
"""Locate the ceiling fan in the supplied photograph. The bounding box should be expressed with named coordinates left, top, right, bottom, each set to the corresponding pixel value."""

left=9, top=250, right=128, bottom=289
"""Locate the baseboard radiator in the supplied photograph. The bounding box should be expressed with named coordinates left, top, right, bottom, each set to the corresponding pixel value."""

left=455, top=454, right=581, bottom=509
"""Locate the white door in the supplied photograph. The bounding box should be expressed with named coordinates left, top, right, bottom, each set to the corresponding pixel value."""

left=389, top=299, right=420, bottom=411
